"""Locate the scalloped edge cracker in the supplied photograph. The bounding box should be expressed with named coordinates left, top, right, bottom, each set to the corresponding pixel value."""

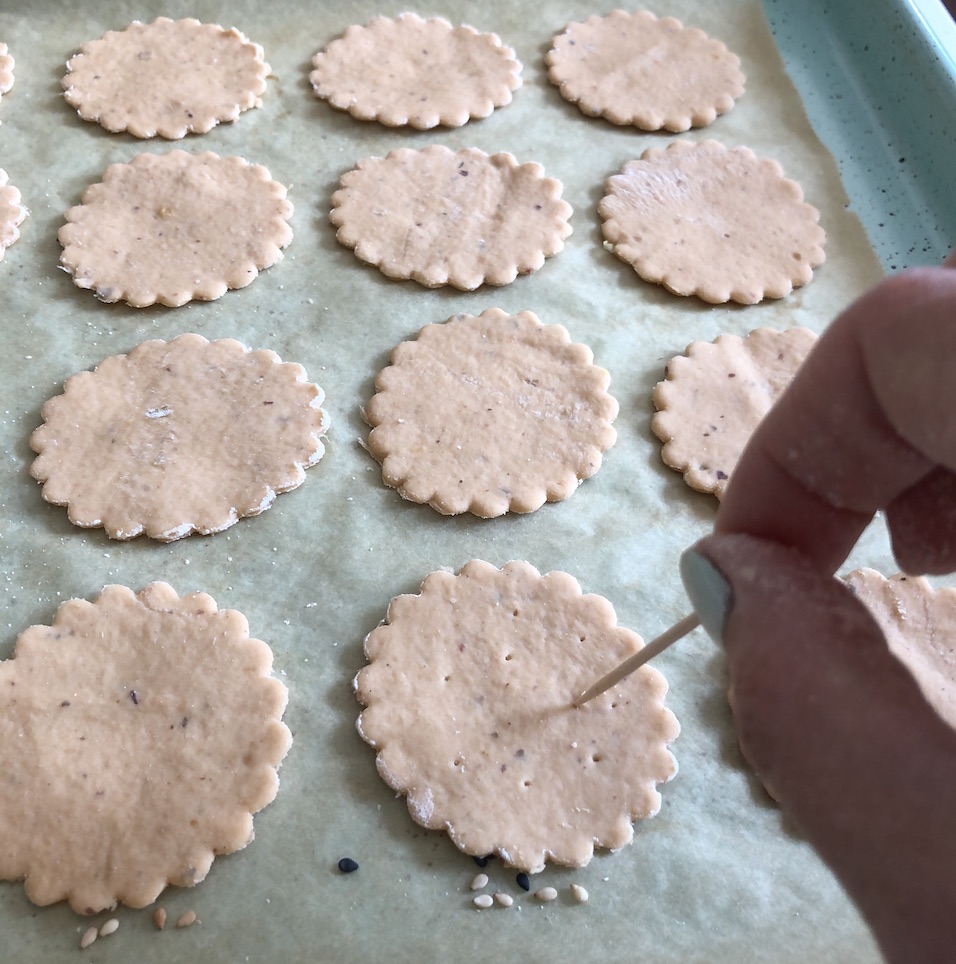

left=310, top=13, right=520, bottom=129
left=364, top=309, right=617, bottom=517
left=30, top=334, right=328, bottom=541
left=652, top=327, right=817, bottom=498
left=0, top=168, right=26, bottom=259
left=330, top=145, right=571, bottom=290
left=58, top=151, right=292, bottom=307
left=355, top=560, right=679, bottom=872
left=62, top=18, right=269, bottom=139
left=546, top=9, right=744, bottom=132
left=600, top=140, right=826, bottom=304
left=0, top=582, right=291, bottom=913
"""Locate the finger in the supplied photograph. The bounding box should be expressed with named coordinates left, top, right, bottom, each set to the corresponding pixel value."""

left=686, top=533, right=956, bottom=963
left=885, top=465, right=956, bottom=574
left=860, top=267, right=956, bottom=469
left=717, top=267, right=956, bottom=572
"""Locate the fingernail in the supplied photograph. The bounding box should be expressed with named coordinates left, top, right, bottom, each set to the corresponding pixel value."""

left=679, top=548, right=733, bottom=644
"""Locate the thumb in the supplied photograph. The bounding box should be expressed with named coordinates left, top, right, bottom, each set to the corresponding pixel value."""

left=681, top=533, right=956, bottom=964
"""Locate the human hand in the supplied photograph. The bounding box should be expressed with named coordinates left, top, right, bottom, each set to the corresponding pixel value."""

left=680, top=254, right=956, bottom=963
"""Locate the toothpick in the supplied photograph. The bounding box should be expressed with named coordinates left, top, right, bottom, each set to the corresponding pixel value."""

left=574, top=613, right=700, bottom=705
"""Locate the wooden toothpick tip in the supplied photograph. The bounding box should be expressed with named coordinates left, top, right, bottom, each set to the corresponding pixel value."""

left=574, top=613, right=700, bottom=706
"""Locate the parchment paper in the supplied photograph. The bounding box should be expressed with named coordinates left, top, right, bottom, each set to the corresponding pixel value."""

left=0, top=1, right=889, bottom=961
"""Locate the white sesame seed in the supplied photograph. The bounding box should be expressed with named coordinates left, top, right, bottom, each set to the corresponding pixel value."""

left=99, top=918, right=120, bottom=936
left=570, top=884, right=589, bottom=903
left=470, top=873, right=489, bottom=891
left=494, top=892, right=513, bottom=907
left=79, top=926, right=98, bottom=949
left=176, top=910, right=198, bottom=928
left=153, top=907, right=167, bottom=930
left=473, top=894, right=494, bottom=909
left=534, top=886, right=558, bottom=902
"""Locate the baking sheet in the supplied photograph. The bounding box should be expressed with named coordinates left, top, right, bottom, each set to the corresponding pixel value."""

left=765, top=0, right=956, bottom=273
left=0, top=0, right=917, bottom=960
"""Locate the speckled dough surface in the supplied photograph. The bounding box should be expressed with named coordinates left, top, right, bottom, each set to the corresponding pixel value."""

left=546, top=9, right=744, bottom=132
left=0, top=582, right=291, bottom=914
left=29, top=334, right=329, bottom=541
left=652, top=327, right=817, bottom=498
left=0, top=42, right=13, bottom=98
left=62, top=18, right=269, bottom=139
left=309, top=13, right=521, bottom=129
left=330, top=145, right=572, bottom=289
left=845, top=569, right=956, bottom=730
left=364, top=309, right=618, bottom=517
left=58, top=150, right=292, bottom=306
left=0, top=168, right=26, bottom=259
left=599, top=140, right=827, bottom=304
left=355, top=560, right=679, bottom=872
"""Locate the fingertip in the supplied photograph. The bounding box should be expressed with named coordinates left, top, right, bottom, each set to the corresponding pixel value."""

left=886, top=466, right=956, bottom=575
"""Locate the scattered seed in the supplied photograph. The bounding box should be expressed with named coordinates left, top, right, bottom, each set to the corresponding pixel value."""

left=153, top=907, right=167, bottom=930
left=570, top=884, right=589, bottom=903
left=515, top=872, right=530, bottom=891
left=472, top=854, right=491, bottom=868
left=534, top=886, right=558, bottom=902
left=470, top=873, right=489, bottom=890
left=79, top=926, right=98, bottom=949
left=338, top=857, right=359, bottom=873
left=494, top=892, right=513, bottom=908
left=175, top=910, right=198, bottom=928
left=473, top=894, right=494, bottom=909
left=99, top=918, right=120, bottom=936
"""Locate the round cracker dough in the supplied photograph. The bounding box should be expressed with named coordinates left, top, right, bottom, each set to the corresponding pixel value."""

left=310, top=13, right=521, bottom=129
left=846, top=569, right=956, bottom=731
left=355, top=560, right=679, bottom=873
left=364, top=309, right=618, bottom=517
left=546, top=9, right=744, bottom=131
left=0, top=582, right=291, bottom=913
left=0, top=168, right=26, bottom=260
left=0, top=41, right=14, bottom=99
left=58, top=150, right=292, bottom=307
left=62, top=18, right=269, bottom=139
left=30, top=334, right=329, bottom=541
left=330, top=145, right=572, bottom=290
left=599, top=140, right=826, bottom=304
left=652, top=327, right=817, bottom=499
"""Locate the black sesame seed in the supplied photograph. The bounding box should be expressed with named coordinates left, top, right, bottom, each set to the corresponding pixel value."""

left=338, top=857, right=359, bottom=873
left=472, top=854, right=492, bottom=868
left=516, top=872, right=531, bottom=891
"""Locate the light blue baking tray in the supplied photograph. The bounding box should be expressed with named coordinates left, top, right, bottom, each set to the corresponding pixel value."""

left=765, top=0, right=956, bottom=269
